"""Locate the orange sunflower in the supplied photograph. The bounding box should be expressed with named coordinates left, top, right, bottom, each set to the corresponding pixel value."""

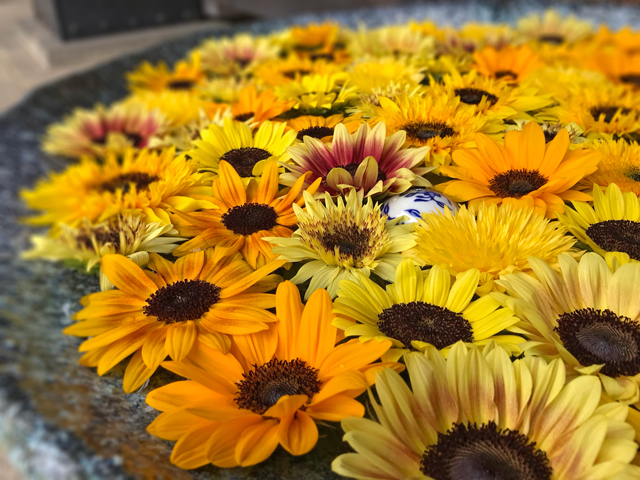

left=229, top=86, right=295, bottom=124
left=145, top=281, right=401, bottom=469
left=284, top=113, right=363, bottom=142
left=65, top=250, right=284, bottom=393
left=173, top=160, right=321, bottom=269
left=473, top=45, right=543, bottom=82
left=437, top=121, right=601, bottom=217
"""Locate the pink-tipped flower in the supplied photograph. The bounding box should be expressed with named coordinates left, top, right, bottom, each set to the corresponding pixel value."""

left=42, top=99, right=168, bottom=159
left=282, top=122, right=432, bottom=197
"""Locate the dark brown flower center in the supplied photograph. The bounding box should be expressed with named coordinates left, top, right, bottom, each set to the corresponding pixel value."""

left=377, top=302, right=473, bottom=350
left=221, top=203, right=279, bottom=236
left=620, top=74, right=640, bottom=87
left=297, top=125, right=335, bottom=141
left=586, top=219, right=640, bottom=261
left=421, top=422, right=552, bottom=480
left=76, top=227, right=121, bottom=250
left=402, top=121, right=456, bottom=143
left=167, top=79, right=196, bottom=90
left=143, top=279, right=221, bottom=324
left=98, top=172, right=159, bottom=194
left=488, top=169, right=548, bottom=198
left=590, top=106, right=632, bottom=123
left=494, top=70, right=517, bottom=80
left=538, top=34, right=565, bottom=45
left=283, top=69, right=311, bottom=79
left=543, top=130, right=557, bottom=143
left=626, top=169, right=640, bottom=182
left=234, top=112, right=255, bottom=122
left=220, top=147, right=272, bottom=177
left=125, top=132, right=145, bottom=148
left=235, top=358, right=321, bottom=414
left=555, top=308, right=640, bottom=377
left=320, top=226, right=371, bottom=260
left=455, top=88, right=499, bottom=106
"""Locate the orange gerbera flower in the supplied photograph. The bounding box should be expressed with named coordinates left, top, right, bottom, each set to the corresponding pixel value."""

left=437, top=121, right=601, bottom=217
left=145, top=281, right=401, bottom=469
left=65, top=250, right=284, bottom=393
left=173, top=160, right=320, bottom=268
left=473, top=45, right=543, bottom=82
left=229, top=86, right=295, bottom=124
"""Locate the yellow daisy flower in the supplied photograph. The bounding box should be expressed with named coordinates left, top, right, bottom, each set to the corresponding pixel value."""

left=266, top=189, right=415, bottom=299
left=333, top=258, right=521, bottom=360
left=275, top=73, right=358, bottom=112
left=65, top=250, right=284, bottom=393
left=188, top=118, right=297, bottom=178
left=145, top=281, right=401, bottom=469
left=495, top=252, right=640, bottom=405
left=21, top=147, right=212, bottom=229
left=333, top=341, right=640, bottom=479
left=371, top=92, right=503, bottom=167
left=127, top=54, right=205, bottom=94
left=22, top=213, right=183, bottom=291
left=437, top=121, right=601, bottom=217
left=173, top=160, right=320, bottom=269
left=558, top=183, right=640, bottom=262
left=580, top=138, right=640, bottom=194
left=404, top=202, right=578, bottom=295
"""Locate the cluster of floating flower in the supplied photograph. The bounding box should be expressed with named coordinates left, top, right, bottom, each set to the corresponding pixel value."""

left=21, top=10, right=640, bottom=478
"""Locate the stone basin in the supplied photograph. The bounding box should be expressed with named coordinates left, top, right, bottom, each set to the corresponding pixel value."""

left=2, top=1, right=640, bottom=478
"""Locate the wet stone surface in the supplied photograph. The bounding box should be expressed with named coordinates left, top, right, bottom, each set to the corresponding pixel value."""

left=3, top=1, right=640, bottom=478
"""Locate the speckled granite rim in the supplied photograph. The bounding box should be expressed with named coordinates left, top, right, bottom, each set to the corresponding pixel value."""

left=2, top=2, right=640, bottom=479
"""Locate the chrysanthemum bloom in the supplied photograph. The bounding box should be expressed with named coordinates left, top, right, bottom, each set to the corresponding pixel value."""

left=432, top=69, right=553, bottom=121
left=558, top=183, right=640, bottom=263
left=65, top=250, right=285, bottom=393
left=404, top=202, right=578, bottom=295
left=283, top=122, right=431, bottom=198
left=127, top=54, right=205, bottom=94
left=473, top=45, right=543, bottom=82
left=228, top=86, right=295, bottom=124
left=145, top=281, right=401, bottom=468
left=188, top=118, right=296, bottom=178
left=333, top=258, right=522, bottom=361
left=275, top=73, right=358, bottom=112
left=516, top=9, right=593, bottom=45
left=437, top=121, right=600, bottom=218
left=266, top=190, right=415, bottom=299
left=495, top=252, right=640, bottom=405
left=173, top=160, right=320, bottom=269
left=22, top=213, right=183, bottom=290
left=22, top=147, right=212, bottom=229
left=580, top=138, right=640, bottom=194
left=332, top=341, right=640, bottom=480
left=371, top=93, right=503, bottom=167
left=283, top=113, right=363, bottom=142
left=194, top=33, right=280, bottom=77
left=42, top=100, right=168, bottom=158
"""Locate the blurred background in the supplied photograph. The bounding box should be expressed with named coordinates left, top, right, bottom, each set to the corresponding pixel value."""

left=0, top=0, right=412, bottom=113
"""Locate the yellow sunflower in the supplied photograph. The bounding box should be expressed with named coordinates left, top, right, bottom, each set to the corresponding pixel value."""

left=333, top=258, right=522, bottom=360
left=252, top=55, right=343, bottom=87
left=347, top=57, right=424, bottom=95
left=437, top=121, right=600, bottom=218
left=132, top=89, right=218, bottom=128
left=473, top=45, right=543, bottom=82
left=348, top=25, right=435, bottom=59
left=22, top=213, right=183, bottom=291
left=558, top=183, right=640, bottom=262
left=229, top=86, right=295, bottom=124
left=495, top=252, right=640, bottom=406
left=371, top=92, right=504, bottom=168
left=283, top=113, right=363, bottom=142
left=266, top=190, right=415, bottom=299
left=404, top=202, right=578, bottom=295
left=188, top=118, right=297, bottom=178
left=275, top=73, right=358, bottom=112
left=21, top=147, right=212, bottom=229
left=173, top=160, right=320, bottom=269
left=516, top=9, right=593, bottom=45
left=65, top=250, right=284, bottom=393
left=127, top=54, right=205, bottom=94
left=580, top=138, right=640, bottom=194
left=333, top=341, right=640, bottom=479
left=591, top=49, right=640, bottom=89
left=145, top=281, right=401, bottom=469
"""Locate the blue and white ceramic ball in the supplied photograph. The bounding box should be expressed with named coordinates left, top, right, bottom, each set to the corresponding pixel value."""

left=381, top=188, right=458, bottom=223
